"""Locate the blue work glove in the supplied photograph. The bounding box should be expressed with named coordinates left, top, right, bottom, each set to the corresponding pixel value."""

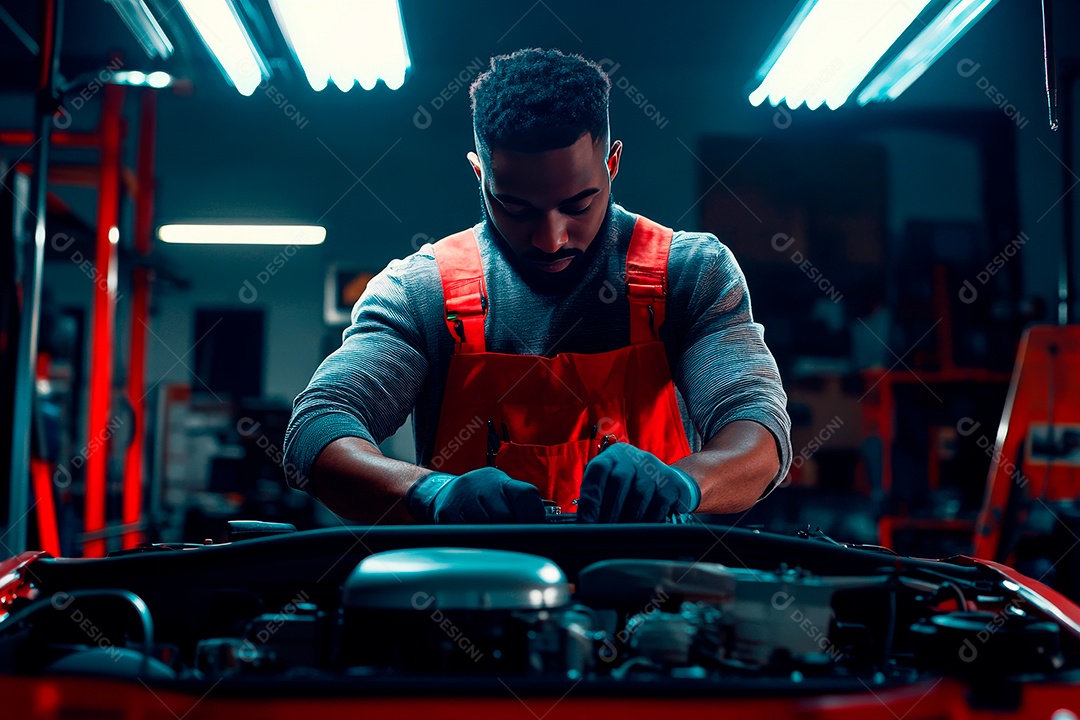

left=576, top=444, right=701, bottom=523
left=405, top=467, right=546, bottom=524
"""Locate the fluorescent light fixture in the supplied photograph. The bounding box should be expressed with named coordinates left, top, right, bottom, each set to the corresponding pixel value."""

left=147, top=71, right=173, bottom=88
left=111, top=70, right=175, bottom=88
left=107, top=0, right=174, bottom=59
left=857, top=0, right=999, bottom=104
left=750, top=0, right=931, bottom=111
left=178, top=0, right=270, bottom=96
left=750, top=0, right=1001, bottom=111
left=270, top=0, right=411, bottom=92
left=158, top=224, right=326, bottom=245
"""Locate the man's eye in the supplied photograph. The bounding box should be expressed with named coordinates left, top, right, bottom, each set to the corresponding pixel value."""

left=500, top=204, right=590, bottom=218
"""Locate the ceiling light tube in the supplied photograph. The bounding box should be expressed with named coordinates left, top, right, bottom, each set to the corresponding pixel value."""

left=857, top=0, right=999, bottom=105
left=749, top=0, right=932, bottom=111
left=178, top=0, right=269, bottom=96
left=158, top=224, right=326, bottom=245
left=111, top=70, right=176, bottom=88
left=270, top=0, right=411, bottom=92
left=107, top=0, right=174, bottom=60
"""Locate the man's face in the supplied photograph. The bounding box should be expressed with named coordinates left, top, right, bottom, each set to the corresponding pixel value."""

left=469, top=133, right=623, bottom=280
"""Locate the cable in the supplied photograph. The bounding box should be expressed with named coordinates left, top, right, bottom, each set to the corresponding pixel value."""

left=797, top=526, right=848, bottom=548
left=0, top=588, right=154, bottom=677
left=900, top=566, right=984, bottom=591
left=937, top=581, right=968, bottom=610
left=847, top=544, right=900, bottom=556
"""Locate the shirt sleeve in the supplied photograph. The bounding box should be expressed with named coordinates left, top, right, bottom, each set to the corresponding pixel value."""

left=283, top=255, right=431, bottom=492
left=667, top=233, right=792, bottom=499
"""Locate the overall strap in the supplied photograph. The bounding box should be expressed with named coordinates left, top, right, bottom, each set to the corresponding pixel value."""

left=625, top=215, right=674, bottom=344
left=432, top=229, right=488, bottom=354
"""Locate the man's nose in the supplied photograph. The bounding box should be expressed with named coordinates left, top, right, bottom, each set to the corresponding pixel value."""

left=530, top=212, right=568, bottom=254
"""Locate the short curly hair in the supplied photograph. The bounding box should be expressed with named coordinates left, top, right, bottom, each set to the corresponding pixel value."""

left=470, top=48, right=611, bottom=159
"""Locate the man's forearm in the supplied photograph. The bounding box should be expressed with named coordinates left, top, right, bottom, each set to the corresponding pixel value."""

left=311, top=421, right=782, bottom=522
left=673, top=420, right=782, bottom=514
left=310, top=436, right=431, bottom=524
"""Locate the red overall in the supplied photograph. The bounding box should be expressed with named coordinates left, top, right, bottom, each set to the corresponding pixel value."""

left=430, top=215, right=693, bottom=512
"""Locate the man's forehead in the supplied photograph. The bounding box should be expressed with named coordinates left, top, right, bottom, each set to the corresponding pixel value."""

left=483, top=134, right=606, bottom=187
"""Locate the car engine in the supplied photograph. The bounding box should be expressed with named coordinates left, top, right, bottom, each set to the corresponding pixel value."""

left=0, top=523, right=1074, bottom=708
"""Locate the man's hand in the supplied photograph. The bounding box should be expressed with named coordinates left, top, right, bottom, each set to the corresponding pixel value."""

left=576, top=444, right=701, bottom=523
left=405, top=467, right=547, bottom=524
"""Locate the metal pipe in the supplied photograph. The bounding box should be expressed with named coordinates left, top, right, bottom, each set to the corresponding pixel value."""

left=122, top=89, right=156, bottom=550
left=1062, top=72, right=1075, bottom=325
left=1043, top=0, right=1073, bottom=325
left=83, top=82, right=125, bottom=558
left=1042, top=0, right=1058, bottom=132
left=7, top=0, right=63, bottom=556
left=0, top=130, right=99, bottom=148
left=0, top=3, right=39, bottom=55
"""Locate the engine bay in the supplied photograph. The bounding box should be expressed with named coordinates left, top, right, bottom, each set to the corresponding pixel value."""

left=0, top=523, right=1076, bottom=707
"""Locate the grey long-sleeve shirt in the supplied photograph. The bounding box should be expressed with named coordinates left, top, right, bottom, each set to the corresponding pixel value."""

left=284, top=204, right=791, bottom=497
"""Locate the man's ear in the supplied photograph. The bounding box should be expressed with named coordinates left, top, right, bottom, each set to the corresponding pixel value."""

left=467, top=151, right=483, bottom=182
left=607, top=140, right=623, bottom=181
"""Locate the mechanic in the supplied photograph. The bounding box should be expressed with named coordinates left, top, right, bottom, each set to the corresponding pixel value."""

left=283, top=49, right=791, bottom=525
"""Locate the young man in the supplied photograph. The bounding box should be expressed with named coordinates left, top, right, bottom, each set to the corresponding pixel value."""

left=284, top=49, right=790, bottom=524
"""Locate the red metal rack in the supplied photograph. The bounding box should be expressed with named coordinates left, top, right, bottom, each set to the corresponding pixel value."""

left=1, top=84, right=159, bottom=557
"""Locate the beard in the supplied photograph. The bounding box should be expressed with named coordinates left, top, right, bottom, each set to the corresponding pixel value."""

left=479, top=192, right=616, bottom=296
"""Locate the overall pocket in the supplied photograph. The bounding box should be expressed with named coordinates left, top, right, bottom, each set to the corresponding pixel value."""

left=492, top=437, right=596, bottom=513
